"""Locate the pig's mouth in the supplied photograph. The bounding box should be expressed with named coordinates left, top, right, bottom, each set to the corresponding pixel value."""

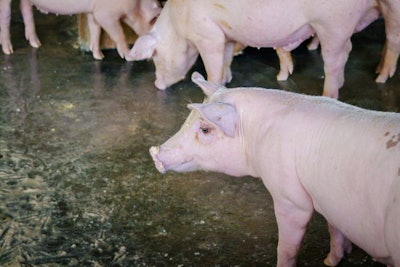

left=149, top=146, right=194, bottom=173
left=150, top=146, right=166, bottom=173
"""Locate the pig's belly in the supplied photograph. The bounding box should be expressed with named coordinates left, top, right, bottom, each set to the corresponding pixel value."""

left=227, top=23, right=314, bottom=50
left=31, top=0, right=92, bottom=14
left=313, top=202, right=390, bottom=260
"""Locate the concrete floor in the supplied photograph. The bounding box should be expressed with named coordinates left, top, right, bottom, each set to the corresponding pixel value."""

left=0, top=7, right=398, bottom=267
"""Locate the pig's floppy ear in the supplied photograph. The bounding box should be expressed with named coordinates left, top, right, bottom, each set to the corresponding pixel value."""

left=188, top=102, right=238, bottom=137
left=129, top=32, right=157, bottom=60
left=191, top=72, right=221, bottom=97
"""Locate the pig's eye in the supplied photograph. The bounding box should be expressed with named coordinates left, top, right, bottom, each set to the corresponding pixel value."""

left=150, top=15, right=158, bottom=25
left=200, top=127, right=210, bottom=134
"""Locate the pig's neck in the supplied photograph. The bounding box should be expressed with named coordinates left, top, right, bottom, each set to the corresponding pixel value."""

left=230, top=89, right=298, bottom=179
left=30, top=0, right=95, bottom=14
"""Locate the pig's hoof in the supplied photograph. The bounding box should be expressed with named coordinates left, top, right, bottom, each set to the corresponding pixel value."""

left=323, top=257, right=339, bottom=267
left=28, top=37, right=41, bottom=48
left=2, top=44, right=13, bottom=55
left=92, top=51, right=104, bottom=60
left=375, top=67, right=395, bottom=84
left=155, top=79, right=167, bottom=90
left=307, top=42, right=319, bottom=51
left=124, top=54, right=134, bottom=62
left=276, top=71, right=289, bottom=81
left=375, top=73, right=388, bottom=84
left=322, top=89, right=339, bottom=99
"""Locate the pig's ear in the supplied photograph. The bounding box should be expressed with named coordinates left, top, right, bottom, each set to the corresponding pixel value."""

left=188, top=102, right=237, bottom=137
left=129, top=32, right=157, bottom=60
left=191, top=72, right=221, bottom=97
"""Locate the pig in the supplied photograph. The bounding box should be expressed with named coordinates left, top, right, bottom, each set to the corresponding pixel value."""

left=0, top=0, right=41, bottom=54
left=1, top=0, right=161, bottom=60
left=130, top=0, right=382, bottom=98
left=150, top=72, right=400, bottom=267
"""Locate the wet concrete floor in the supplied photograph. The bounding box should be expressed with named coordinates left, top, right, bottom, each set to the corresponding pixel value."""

left=0, top=8, right=398, bottom=267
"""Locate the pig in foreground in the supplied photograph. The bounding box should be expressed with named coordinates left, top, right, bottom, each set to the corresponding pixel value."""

left=150, top=72, right=400, bottom=267
left=0, top=0, right=41, bottom=54
left=131, top=0, right=386, bottom=98
left=1, top=0, right=161, bottom=60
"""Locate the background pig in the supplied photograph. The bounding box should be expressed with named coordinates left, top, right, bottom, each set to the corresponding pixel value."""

left=130, top=0, right=380, bottom=98
left=150, top=72, right=400, bottom=267
left=0, top=0, right=41, bottom=54
left=2, top=0, right=161, bottom=60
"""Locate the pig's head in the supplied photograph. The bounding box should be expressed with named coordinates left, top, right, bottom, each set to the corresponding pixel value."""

left=129, top=15, right=199, bottom=90
left=150, top=72, right=250, bottom=177
left=132, top=0, right=161, bottom=35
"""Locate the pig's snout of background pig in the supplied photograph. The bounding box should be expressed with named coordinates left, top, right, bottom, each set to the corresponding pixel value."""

left=149, top=146, right=166, bottom=173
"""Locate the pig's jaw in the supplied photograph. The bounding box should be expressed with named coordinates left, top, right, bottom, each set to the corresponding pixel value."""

left=150, top=146, right=166, bottom=173
left=149, top=146, right=195, bottom=173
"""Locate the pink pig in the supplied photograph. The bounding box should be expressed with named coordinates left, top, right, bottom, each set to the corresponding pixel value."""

left=130, top=0, right=384, bottom=98
left=150, top=72, right=400, bottom=267
left=0, top=0, right=161, bottom=60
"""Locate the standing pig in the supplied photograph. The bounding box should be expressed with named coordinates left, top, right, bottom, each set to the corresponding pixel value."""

left=0, top=0, right=41, bottom=54
left=150, top=72, right=400, bottom=267
left=5, top=0, right=161, bottom=60
left=130, top=0, right=379, bottom=98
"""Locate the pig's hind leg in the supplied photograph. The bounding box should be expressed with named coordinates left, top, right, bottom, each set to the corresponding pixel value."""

left=20, top=0, right=41, bottom=48
left=275, top=47, right=294, bottom=81
left=87, top=14, right=104, bottom=60
left=194, top=23, right=229, bottom=85
left=376, top=0, right=400, bottom=83
left=323, top=223, right=352, bottom=266
left=0, top=0, right=13, bottom=54
left=375, top=42, right=399, bottom=83
left=93, top=11, right=131, bottom=61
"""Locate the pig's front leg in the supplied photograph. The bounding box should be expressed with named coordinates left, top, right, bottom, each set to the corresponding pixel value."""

left=324, top=223, right=352, bottom=266
left=274, top=200, right=313, bottom=267
left=375, top=43, right=399, bottom=83
left=20, top=0, right=41, bottom=48
left=93, top=11, right=131, bottom=61
left=87, top=14, right=104, bottom=60
left=0, top=0, right=13, bottom=54
left=196, top=29, right=226, bottom=85
left=275, top=47, right=294, bottom=81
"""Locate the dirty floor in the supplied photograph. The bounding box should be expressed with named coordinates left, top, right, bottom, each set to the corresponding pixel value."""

left=0, top=8, right=398, bottom=267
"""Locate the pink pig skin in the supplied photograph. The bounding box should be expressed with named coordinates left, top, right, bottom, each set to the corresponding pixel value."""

left=130, top=0, right=384, bottom=98
left=0, top=0, right=161, bottom=59
left=0, top=0, right=41, bottom=54
left=150, top=72, right=400, bottom=267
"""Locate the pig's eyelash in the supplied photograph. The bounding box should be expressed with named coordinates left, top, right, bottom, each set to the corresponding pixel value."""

left=200, top=127, right=210, bottom=134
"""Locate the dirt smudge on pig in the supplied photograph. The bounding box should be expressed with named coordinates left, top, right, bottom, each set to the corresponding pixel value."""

left=213, top=3, right=226, bottom=10
left=386, top=133, right=400, bottom=149
left=220, top=20, right=232, bottom=30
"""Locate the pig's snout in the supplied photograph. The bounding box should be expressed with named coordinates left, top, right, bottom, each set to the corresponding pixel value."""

left=149, top=146, right=166, bottom=173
